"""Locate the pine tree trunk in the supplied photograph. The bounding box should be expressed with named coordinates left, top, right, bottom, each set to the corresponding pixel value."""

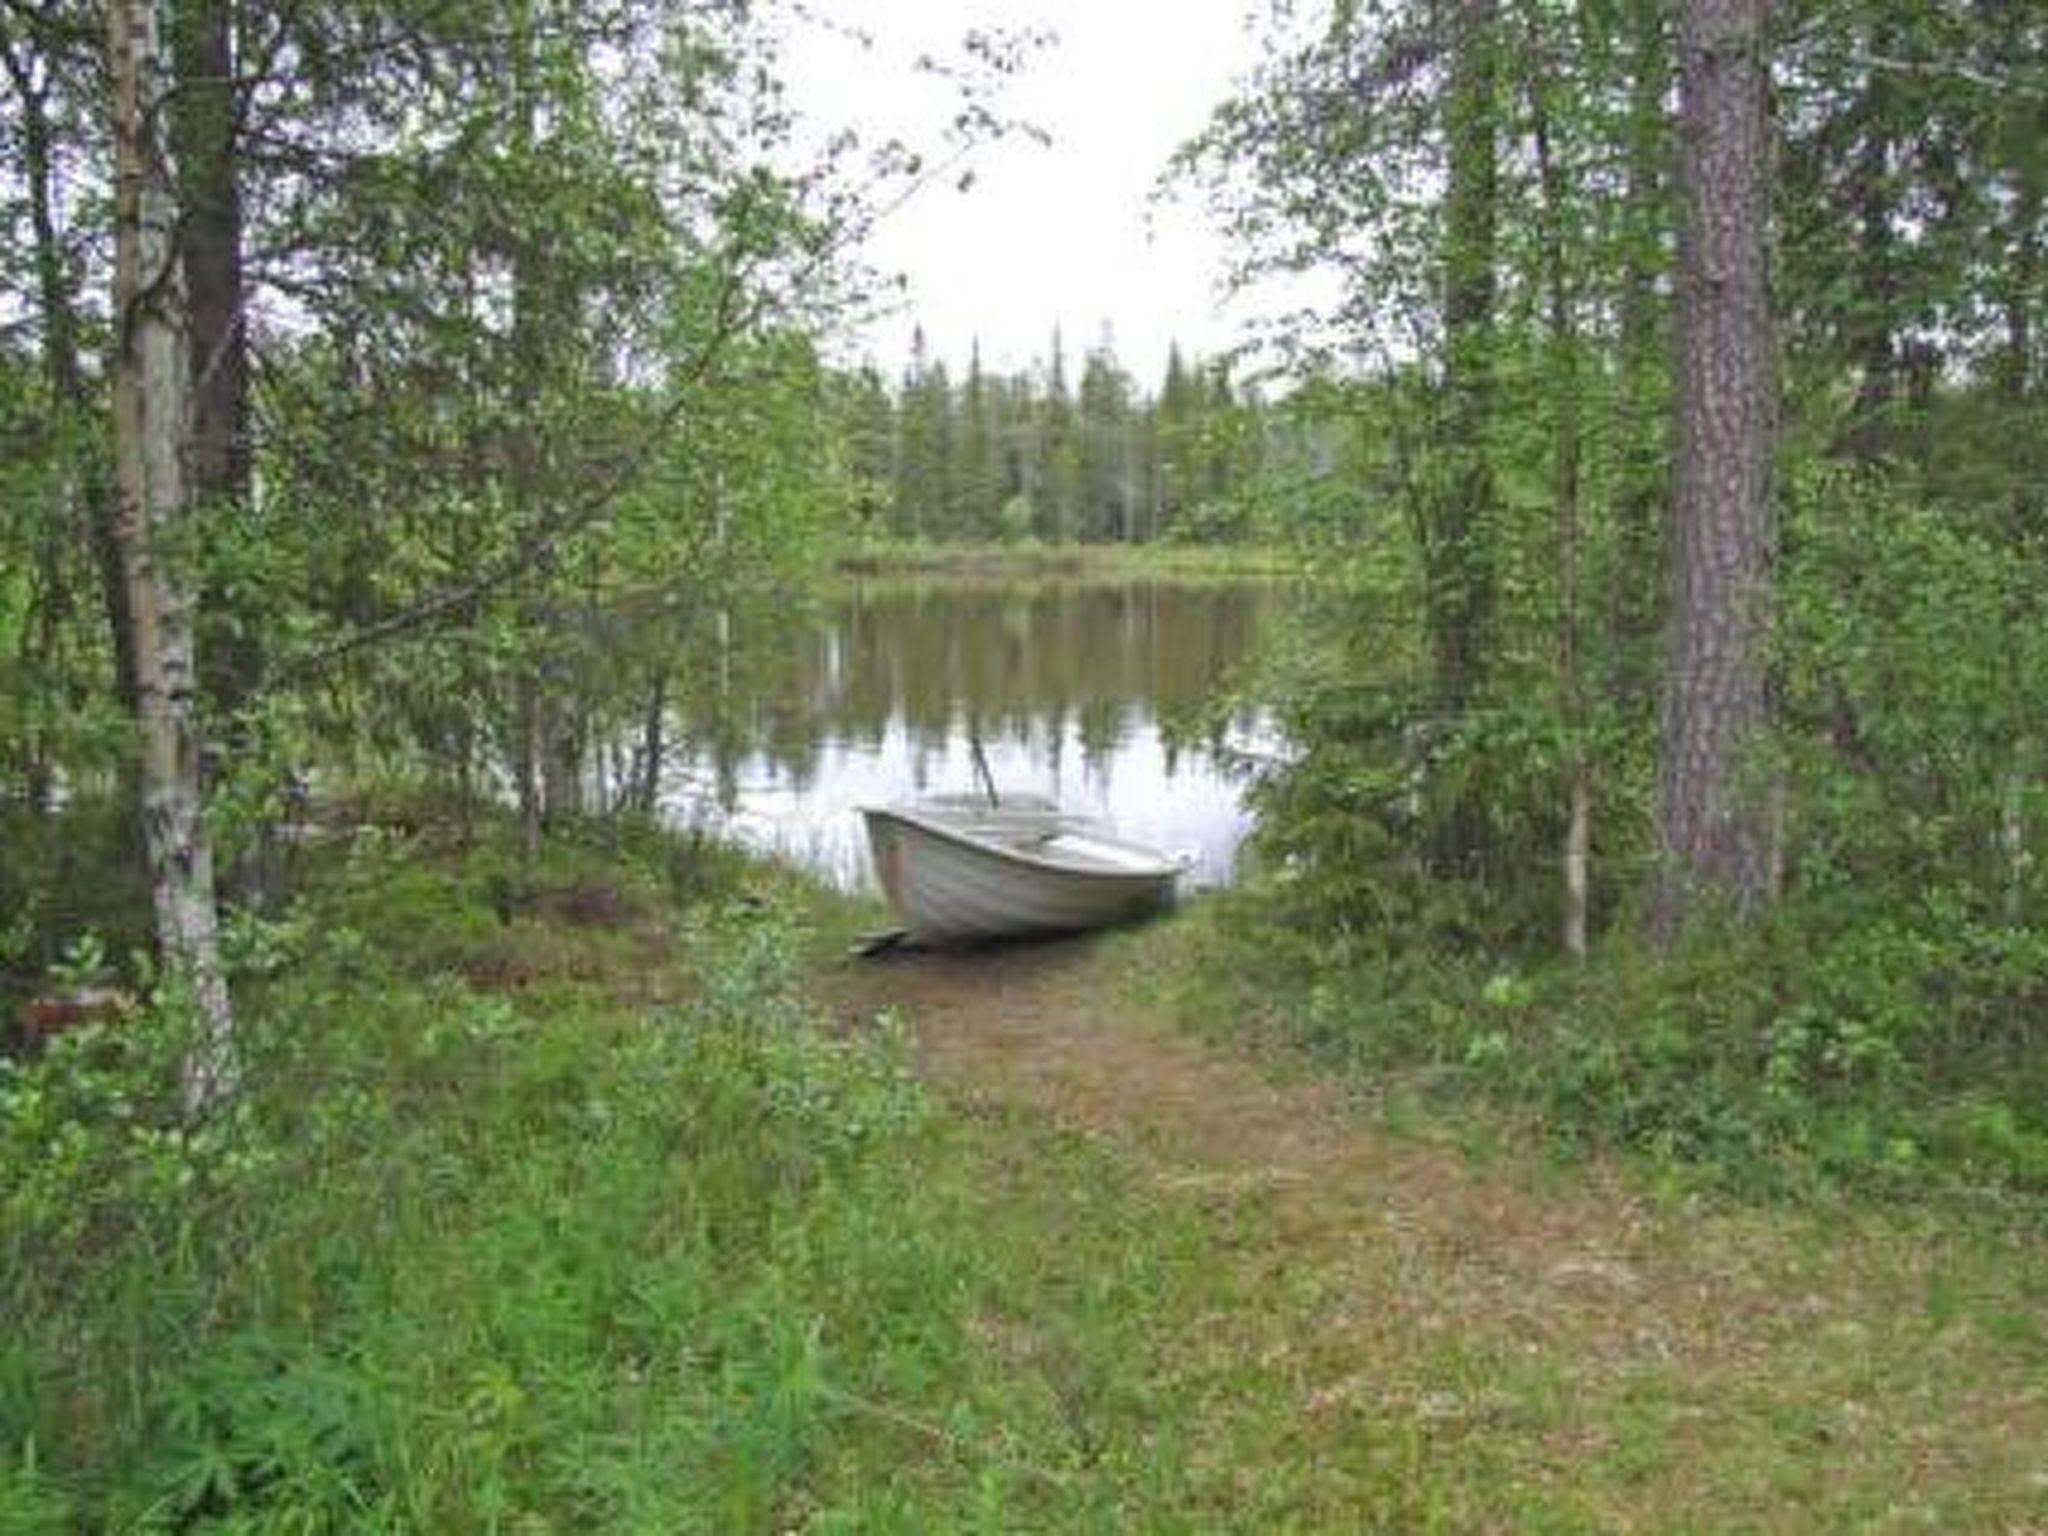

left=1653, top=0, right=1776, bottom=939
left=171, top=0, right=248, bottom=515
left=109, top=0, right=235, bottom=1111
left=172, top=0, right=259, bottom=720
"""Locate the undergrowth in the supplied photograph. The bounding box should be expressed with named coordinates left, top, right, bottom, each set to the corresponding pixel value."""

left=1177, top=882, right=2048, bottom=1217
left=11, top=814, right=2046, bottom=1530
left=0, top=820, right=1198, bottom=1531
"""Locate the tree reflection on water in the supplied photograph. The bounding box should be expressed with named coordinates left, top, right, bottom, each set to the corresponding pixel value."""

left=663, top=578, right=1285, bottom=887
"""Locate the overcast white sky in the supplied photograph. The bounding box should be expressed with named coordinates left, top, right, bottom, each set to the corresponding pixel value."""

left=777, top=0, right=1266, bottom=389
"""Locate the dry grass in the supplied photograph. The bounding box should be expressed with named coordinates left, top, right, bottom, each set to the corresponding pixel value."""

left=826, top=930, right=2048, bottom=1531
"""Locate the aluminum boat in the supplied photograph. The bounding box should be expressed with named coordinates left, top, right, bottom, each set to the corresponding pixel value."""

left=860, top=799, right=1184, bottom=944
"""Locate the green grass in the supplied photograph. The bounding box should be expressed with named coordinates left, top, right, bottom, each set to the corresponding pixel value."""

left=0, top=819, right=1223, bottom=1530
left=1163, top=876, right=2048, bottom=1218
left=7, top=815, right=2047, bottom=1530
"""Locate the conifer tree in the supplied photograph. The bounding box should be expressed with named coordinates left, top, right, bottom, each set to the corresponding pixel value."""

left=1038, top=328, right=1080, bottom=541
left=1078, top=339, right=1135, bottom=541
left=961, top=340, right=1001, bottom=538
left=1655, top=0, right=1777, bottom=933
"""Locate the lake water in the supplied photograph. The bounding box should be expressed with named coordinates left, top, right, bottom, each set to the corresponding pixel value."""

left=660, top=577, right=1286, bottom=890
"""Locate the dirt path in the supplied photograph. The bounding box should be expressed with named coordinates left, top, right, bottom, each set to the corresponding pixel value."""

left=827, top=932, right=2048, bottom=1531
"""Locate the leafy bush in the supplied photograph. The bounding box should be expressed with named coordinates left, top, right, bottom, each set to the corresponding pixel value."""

left=1226, top=455, right=2048, bottom=1203
left=0, top=831, right=970, bottom=1530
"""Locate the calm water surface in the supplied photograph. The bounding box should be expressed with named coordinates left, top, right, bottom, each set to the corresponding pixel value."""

left=660, top=579, right=1286, bottom=889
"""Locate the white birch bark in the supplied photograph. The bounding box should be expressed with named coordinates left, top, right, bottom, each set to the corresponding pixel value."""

left=109, top=0, right=235, bottom=1112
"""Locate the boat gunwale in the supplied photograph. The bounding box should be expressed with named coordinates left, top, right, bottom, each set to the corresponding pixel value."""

left=858, top=805, right=1184, bottom=883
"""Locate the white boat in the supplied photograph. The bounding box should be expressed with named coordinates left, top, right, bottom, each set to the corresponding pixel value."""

left=860, top=799, right=1186, bottom=945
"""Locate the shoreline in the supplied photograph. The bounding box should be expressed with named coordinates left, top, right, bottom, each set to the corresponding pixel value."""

left=832, top=540, right=1304, bottom=583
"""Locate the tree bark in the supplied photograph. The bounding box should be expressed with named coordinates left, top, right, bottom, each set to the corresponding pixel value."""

left=1429, top=0, right=1499, bottom=721
left=109, top=0, right=235, bottom=1112
left=2003, top=166, right=2041, bottom=543
left=1839, top=20, right=1898, bottom=463
left=172, top=0, right=267, bottom=911
left=1407, top=0, right=1501, bottom=884
left=635, top=670, right=668, bottom=815
left=1607, top=0, right=1669, bottom=712
left=515, top=668, right=542, bottom=865
left=541, top=695, right=585, bottom=824
left=6, top=25, right=68, bottom=814
left=1, top=17, right=141, bottom=718
left=171, top=0, right=249, bottom=514
left=1653, top=0, right=1777, bottom=939
left=1527, top=44, right=1588, bottom=959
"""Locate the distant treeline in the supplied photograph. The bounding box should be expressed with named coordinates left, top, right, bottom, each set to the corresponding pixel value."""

left=833, top=331, right=1278, bottom=544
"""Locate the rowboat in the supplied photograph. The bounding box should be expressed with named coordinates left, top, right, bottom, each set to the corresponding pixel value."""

left=860, top=799, right=1185, bottom=945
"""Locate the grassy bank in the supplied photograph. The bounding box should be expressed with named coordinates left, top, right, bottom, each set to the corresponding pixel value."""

left=1166, top=880, right=2048, bottom=1218
left=833, top=538, right=1303, bottom=583
left=833, top=920, right=2048, bottom=1533
left=6, top=815, right=2047, bottom=1529
left=0, top=818, right=1201, bottom=1529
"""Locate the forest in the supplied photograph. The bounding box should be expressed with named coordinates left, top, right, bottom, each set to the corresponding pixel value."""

left=1197, top=0, right=2048, bottom=1192
left=4, top=0, right=2048, bottom=1527
left=843, top=333, right=1275, bottom=544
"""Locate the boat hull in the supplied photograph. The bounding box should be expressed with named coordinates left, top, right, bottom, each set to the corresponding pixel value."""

left=862, top=807, right=1179, bottom=944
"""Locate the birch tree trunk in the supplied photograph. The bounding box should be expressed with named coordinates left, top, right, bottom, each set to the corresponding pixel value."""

left=1653, top=0, right=1776, bottom=938
left=109, top=0, right=235, bottom=1111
